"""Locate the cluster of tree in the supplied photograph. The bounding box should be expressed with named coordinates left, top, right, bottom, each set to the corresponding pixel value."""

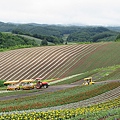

left=115, top=33, right=120, bottom=41
left=0, top=22, right=119, bottom=44
left=0, top=80, right=5, bottom=87
left=0, top=32, right=38, bottom=49
left=32, top=34, right=64, bottom=45
left=67, top=27, right=119, bottom=42
left=8, top=23, right=83, bottom=37
left=0, top=22, right=83, bottom=40
left=107, top=26, right=120, bottom=32
left=0, top=22, right=16, bottom=32
left=12, top=29, right=64, bottom=45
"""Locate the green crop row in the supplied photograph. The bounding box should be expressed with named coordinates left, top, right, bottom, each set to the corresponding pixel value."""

left=0, top=97, right=120, bottom=120
left=0, top=82, right=119, bottom=112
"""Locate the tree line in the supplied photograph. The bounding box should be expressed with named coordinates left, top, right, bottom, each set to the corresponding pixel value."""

left=0, top=32, right=38, bottom=49
left=0, top=22, right=120, bottom=47
left=12, top=29, right=64, bottom=45
left=67, top=27, right=119, bottom=42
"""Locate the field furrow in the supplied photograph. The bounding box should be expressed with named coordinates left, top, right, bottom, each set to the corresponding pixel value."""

left=1, top=42, right=119, bottom=81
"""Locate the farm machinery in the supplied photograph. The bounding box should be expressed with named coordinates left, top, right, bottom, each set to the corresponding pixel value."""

left=4, top=78, right=49, bottom=90
left=20, top=79, right=35, bottom=90
left=83, top=77, right=95, bottom=85
left=4, top=80, right=20, bottom=90
left=35, top=78, right=49, bottom=89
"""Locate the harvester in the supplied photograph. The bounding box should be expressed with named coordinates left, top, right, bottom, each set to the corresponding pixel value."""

left=20, top=79, right=35, bottom=90
left=83, top=77, right=95, bottom=85
left=4, top=78, right=49, bottom=90
left=4, top=80, right=20, bottom=90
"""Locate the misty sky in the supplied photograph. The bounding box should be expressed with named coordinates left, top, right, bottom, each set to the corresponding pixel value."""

left=0, top=0, right=120, bottom=26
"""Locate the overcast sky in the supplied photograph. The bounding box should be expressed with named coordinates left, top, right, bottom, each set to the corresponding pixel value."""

left=0, top=0, right=120, bottom=26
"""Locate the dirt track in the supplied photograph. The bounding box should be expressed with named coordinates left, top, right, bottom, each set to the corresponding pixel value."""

left=0, top=80, right=120, bottom=101
left=0, top=84, right=78, bottom=101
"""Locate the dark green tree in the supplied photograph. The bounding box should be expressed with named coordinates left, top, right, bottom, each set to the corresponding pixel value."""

left=115, top=33, right=120, bottom=42
left=41, top=39, right=48, bottom=46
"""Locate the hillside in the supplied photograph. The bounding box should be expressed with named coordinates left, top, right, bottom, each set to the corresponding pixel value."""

left=0, top=32, right=38, bottom=49
left=107, top=26, right=120, bottom=32
left=14, top=34, right=54, bottom=45
left=0, top=41, right=120, bottom=120
left=0, top=42, right=120, bottom=81
left=67, top=27, right=118, bottom=42
left=0, top=22, right=119, bottom=43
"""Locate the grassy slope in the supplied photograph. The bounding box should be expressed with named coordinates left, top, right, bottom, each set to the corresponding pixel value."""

left=66, top=42, right=120, bottom=77
left=0, top=42, right=120, bottom=119
left=19, top=34, right=54, bottom=45
left=1, top=42, right=120, bottom=81
left=51, top=65, right=120, bottom=85
left=2, top=32, right=54, bottom=45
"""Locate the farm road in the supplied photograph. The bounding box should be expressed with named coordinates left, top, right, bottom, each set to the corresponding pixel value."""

left=0, top=80, right=120, bottom=101
left=0, top=84, right=78, bottom=101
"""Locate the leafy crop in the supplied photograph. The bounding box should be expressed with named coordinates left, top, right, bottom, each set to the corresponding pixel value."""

left=0, top=82, right=119, bottom=112
left=0, top=80, right=5, bottom=87
left=0, top=97, right=119, bottom=120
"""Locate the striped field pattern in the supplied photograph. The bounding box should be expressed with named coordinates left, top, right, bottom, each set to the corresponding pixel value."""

left=1, top=42, right=120, bottom=81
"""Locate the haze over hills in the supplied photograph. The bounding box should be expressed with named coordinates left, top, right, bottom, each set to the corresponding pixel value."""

left=0, top=21, right=119, bottom=46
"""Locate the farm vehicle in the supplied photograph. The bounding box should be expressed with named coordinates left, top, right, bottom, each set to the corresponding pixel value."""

left=35, top=78, right=49, bottom=89
left=20, top=79, right=35, bottom=90
left=4, top=78, right=49, bottom=90
left=83, top=77, right=95, bottom=85
left=4, top=80, right=20, bottom=90
left=36, top=81, right=49, bottom=89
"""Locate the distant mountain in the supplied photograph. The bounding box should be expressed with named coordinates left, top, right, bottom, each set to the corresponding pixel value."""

left=107, top=26, right=120, bottom=32
left=67, top=27, right=119, bottom=42
left=0, top=22, right=16, bottom=32
left=0, top=21, right=119, bottom=42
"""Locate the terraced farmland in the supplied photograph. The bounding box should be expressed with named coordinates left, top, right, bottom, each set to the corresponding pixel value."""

left=1, top=42, right=120, bottom=81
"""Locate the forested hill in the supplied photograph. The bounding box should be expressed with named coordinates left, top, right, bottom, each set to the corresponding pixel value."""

left=0, top=32, right=38, bottom=49
left=67, top=27, right=118, bottom=42
left=0, top=22, right=82, bottom=36
left=0, top=21, right=119, bottom=43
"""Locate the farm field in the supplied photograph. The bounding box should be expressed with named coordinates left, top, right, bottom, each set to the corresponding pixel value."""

left=1, top=42, right=120, bottom=81
left=0, top=81, right=120, bottom=119
left=0, top=42, right=120, bottom=119
left=0, top=97, right=120, bottom=120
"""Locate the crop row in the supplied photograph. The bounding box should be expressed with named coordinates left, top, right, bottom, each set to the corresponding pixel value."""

left=65, top=42, right=120, bottom=77
left=0, top=43, right=103, bottom=81
left=0, top=82, right=119, bottom=112
left=0, top=96, right=119, bottom=120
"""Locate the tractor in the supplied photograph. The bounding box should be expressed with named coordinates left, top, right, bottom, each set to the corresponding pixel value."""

left=83, top=77, right=95, bottom=85
left=35, top=78, right=49, bottom=89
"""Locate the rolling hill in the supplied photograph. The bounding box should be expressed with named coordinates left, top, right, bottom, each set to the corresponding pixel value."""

left=0, top=42, right=120, bottom=81
left=0, top=41, right=120, bottom=120
left=0, top=22, right=119, bottom=43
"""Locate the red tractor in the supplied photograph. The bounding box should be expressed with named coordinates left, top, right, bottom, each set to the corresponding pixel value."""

left=35, top=78, right=49, bottom=89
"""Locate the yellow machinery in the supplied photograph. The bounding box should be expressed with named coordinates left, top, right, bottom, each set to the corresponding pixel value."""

left=4, top=79, right=35, bottom=90
left=4, top=80, right=20, bottom=90
left=20, top=79, right=35, bottom=90
left=83, top=77, right=95, bottom=85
